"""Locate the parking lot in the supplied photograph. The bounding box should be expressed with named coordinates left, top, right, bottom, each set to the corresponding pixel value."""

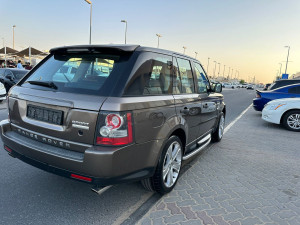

left=0, top=89, right=299, bottom=225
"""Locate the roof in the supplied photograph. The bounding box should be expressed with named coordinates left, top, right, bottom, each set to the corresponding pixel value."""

left=0, top=47, right=18, bottom=54
left=50, top=44, right=140, bottom=53
left=0, top=68, right=27, bottom=72
left=49, top=45, right=198, bottom=61
left=15, top=47, right=44, bottom=57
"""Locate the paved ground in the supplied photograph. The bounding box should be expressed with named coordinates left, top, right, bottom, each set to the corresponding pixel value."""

left=137, top=108, right=300, bottom=225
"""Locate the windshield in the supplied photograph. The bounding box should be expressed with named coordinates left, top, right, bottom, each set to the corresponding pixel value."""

left=22, top=53, right=130, bottom=96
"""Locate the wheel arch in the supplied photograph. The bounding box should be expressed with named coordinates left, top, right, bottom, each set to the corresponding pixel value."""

left=280, top=108, right=300, bottom=124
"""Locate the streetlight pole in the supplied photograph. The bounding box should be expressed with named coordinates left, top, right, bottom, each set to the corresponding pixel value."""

left=121, top=20, right=128, bottom=44
left=156, top=34, right=162, bottom=48
left=231, top=69, right=233, bottom=80
left=84, top=0, right=92, bottom=44
left=183, top=46, right=187, bottom=54
left=207, top=57, right=210, bottom=76
left=228, top=67, right=230, bottom=80
left=284, top=46, right=290, bottom=75
left=213, top=61, right=217, bottom=79
left=278, top=63, right=282, bottom=77
left=12, top=25, right=16, bottom=49
left=218, top=63, right=220, bottom=77
left=194, top=52, right=198, bottom=59
left=223, top=65, right=226, bottom=77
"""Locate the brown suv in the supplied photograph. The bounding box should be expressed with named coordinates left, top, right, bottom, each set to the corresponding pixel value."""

left=0, top=45, right=225, bottom=194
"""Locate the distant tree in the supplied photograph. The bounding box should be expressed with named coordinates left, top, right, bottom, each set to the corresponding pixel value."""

left=240, top=79, right=245, bottom=84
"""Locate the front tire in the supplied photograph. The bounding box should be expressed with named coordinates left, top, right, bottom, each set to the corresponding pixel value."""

left=212, top=112, right=225, bottom=142
left=141, top=136, right=183, bottom=194
left=282, top=110, right=300, bottom=132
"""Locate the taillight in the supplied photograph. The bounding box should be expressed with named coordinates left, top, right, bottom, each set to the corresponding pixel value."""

left=256, top=92, right=261, bottom=98
left=96, top=112, right=133, bottom=146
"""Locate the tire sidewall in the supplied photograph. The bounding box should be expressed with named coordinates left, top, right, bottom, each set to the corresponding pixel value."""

left=283, top=110, right=300, bottom=132
left=155, top=136, right=183, bottom=194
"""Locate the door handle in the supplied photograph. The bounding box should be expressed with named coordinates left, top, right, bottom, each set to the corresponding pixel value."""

left=180, top=107, right=190, bottom=114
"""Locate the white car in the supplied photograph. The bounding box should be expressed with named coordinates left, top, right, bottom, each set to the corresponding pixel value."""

left=262, top=98, right=300, bottom=132
left=0, top=82, right=6, bottom=103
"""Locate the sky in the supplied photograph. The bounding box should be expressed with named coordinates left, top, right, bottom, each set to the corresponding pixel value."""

left=1, top=0, right=300, bottom=83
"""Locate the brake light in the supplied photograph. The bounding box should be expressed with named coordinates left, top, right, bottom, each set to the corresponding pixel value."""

left=256, top=92, right=261, bottom=98
left=96, top=112, right=133, bottom=146
left=4, top=146, right=12, bottom=153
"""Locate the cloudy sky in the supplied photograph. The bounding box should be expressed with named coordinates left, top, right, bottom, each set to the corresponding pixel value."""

left=1, top=0, right=300, bottom=83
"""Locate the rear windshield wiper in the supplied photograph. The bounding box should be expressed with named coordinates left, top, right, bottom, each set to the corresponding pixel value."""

left=26, top=80, right=58, bottom=89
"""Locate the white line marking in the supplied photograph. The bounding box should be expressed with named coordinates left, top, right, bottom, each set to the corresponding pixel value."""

left=91, top=185, right=112, bottom=195
left=224, top=103, right=253, bottom=134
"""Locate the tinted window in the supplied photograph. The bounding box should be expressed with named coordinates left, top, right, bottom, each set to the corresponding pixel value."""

left=0, top=69, right=4, bottom=77
left=4, top=70, right=13, bottom=76
left=12, top=70, right=27, bottom=80
left=176, top=58, right=194, bottom=94
left=194, top=63, right=208, bottom=93
left=123, top=53, right=172, bottom=96
left=288, top=86, right=300, bottom=94
left=22, top=53, right=129, bottom=96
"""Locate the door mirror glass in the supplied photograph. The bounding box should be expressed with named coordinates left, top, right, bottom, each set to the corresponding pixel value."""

left=211, top=83, right=222, bottom=93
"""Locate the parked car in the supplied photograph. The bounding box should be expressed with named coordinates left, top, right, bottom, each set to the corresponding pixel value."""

left=262, top=98, right=300, bottom=132
left=222, top=82, right=235, bottom=89
left=0, top=82, right=6, bottom=102
left=247, top=84, right=254, bottom=90
left=253, top=84, right=300, bottom=111
left=0, top=68, right=28, bottom=92
left=0, top=45, right=225, bottom=194
left=268, top=79, right=300, bottom=90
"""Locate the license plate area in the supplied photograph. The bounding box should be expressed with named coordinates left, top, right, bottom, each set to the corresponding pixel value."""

left=27, top=105, right=63, bottom=125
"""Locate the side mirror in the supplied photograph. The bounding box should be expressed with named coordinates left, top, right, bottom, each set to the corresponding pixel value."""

left=6, top=75, right=13, bottom=81
left=210, top=83, right=222, bottom=93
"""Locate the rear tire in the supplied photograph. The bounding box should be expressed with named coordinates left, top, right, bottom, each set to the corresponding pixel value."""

left=141, top=136, right=183, bottom=194
left=212, top=112, right=225, bottom=142
left=282, top=110, right=300, bottom=132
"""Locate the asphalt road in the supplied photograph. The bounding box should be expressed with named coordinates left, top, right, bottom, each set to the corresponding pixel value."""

left=0, top=88, right=255, bottom=225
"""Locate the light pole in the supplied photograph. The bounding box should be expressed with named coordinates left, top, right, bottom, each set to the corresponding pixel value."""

left=228, top=67, right=230, bottom=80
left=231, top=69, right=233, bottom=80
left=278, top=63, right=282, bottom=78
left=223, top=65, right=226, bottom=77
left=84, top=0, right=92, bottom=44
left=12, top=25, right=16, bottom=49
left=207, top=57, right=210, bottom=76
left=1, top=38, right=4, bottom=48
left=183, top=46, right=187, bottom=54
left=194, top=52, right=198, bottom=59
left=218, top=63, right=220, bottom=77
left=121, top=20, right=128, bottom=44
left=156, top=34, right=162, bottom=48
left=213, top=61, right=217, bottom=78
left=284, top=45, right=290, bottom=75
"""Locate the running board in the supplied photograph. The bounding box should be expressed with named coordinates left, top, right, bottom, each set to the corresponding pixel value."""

left=183, top=134, right=211, bottom=161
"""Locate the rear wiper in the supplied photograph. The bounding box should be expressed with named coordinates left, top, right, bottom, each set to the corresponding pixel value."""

left=27, top=80, right=58, bottom=89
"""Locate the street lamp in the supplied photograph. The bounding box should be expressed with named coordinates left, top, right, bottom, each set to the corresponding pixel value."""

left=207, top=57, right=210, bottom=76
left=228, top=66, right=231, bottom=80
left=156, top=33, right=162, bottom=48
left=231, top=68, right=233, bottom=79
left=84, top=0, right=92, bottom=44
left=12, top=25, right=16, bottom=49
left=183, top=46, right=187, bottom=54
left=218, top=63, right=220, bottom=77
left=284, top=45, right=290, bottom=75
left=194, top=52, right=198, bottom=59
left=213, top=61, right=217, bottom=78
left=223, top=65, right=226, bottom=77
left=121, top=20, right=128, bottom=44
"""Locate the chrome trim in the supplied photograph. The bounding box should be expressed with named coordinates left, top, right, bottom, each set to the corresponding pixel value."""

left=183, top=134, right=211, bottom=161
left=72, top=124, right=90, bottom=130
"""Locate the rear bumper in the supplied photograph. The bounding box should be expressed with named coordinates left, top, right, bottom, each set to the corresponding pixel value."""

left=0, top=120, right=162, bottom=185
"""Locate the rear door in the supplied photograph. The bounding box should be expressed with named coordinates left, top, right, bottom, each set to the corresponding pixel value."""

left=172, top=56, right=202, bottom=144
left=192, top=62, right=218, bottom=137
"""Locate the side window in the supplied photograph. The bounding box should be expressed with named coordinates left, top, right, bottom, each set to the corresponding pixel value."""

left=123, top=53, right=173, bottom=96
left=288, top=86, right=300, bottom=94
left=194, top=63, right=209, bottom=93
left=0, top=70, right=4, bottom=77
left=176, top=58, right=194, bottom=94
left=4, top=70, right=13, bottom=78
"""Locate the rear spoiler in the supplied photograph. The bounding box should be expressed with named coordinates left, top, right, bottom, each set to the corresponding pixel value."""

left=50, top=45, right=140, bottom=54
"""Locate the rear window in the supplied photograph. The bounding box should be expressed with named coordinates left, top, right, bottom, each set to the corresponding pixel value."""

left=22, top=53, right=129, bottom=96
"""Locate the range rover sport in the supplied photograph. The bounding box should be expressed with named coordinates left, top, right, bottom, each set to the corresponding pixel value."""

left=0, top=45, right=225, bottom=194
